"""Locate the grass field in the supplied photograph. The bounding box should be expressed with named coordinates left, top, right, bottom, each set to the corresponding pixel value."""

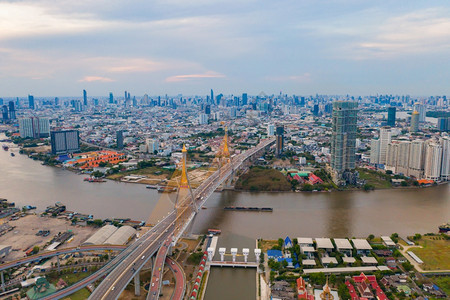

left=409, top=235, right=450, bottom=270
left=431, top=276, right=450, bottom=295
left=357, top=168, right=392, bottom=189
left=259, top=239, right=278, bottom=252
left=107, top=166, right=174, bottom=180
left=235, top=167, right=291, bottom=191
left=63, top=288, right=91, bottom=300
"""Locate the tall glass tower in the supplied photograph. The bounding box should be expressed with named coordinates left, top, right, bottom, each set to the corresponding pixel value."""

left=331, top=101, right=358, bottom=176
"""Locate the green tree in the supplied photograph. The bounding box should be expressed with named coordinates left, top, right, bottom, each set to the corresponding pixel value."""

left=368, top=234, right=375, bottom=241
left=402, top=261, right=414, bottom=272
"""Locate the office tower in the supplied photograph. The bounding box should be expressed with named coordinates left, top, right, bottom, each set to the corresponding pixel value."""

left=313, top=104, right=319, bottom=116
left=424, top=140, right=443, bottom=180
left=275, top=125, right=284, bottom=157
left=8, top=101, right=16, bottom=120
left=55, top=97, right=59, bottom=107
left=0, top=99, right=3, bottom=105
left=437, top=118, right=447, bottom=131
left=330, top=101, right=358, bottom=176
left=267, top=124, right=275, bottom=136
left=198, top=113, right=208, bottom=125
left=146, top=138, right=159, bottom=154
left=116, top=130, right=124, bottom=150
left=242, top=93, right=248, bottom=106
left=410, top=111, right=420, bottom=132
left=204, top=104, right=211, bottom=115
left=440, top=136, right=450, bottom=181
left=132, top=96, right=137, bottom=106
left=28, top=95, right=35, bottom=109
left=109, top=92, right=114, bottom=104
left=387, top=106, right=396, bottom=127
left=1, top=105, right=8, bottom=122
left=83, top=89, right=87, bottom=106
left=50, top=130, right=80, bottom=155
left=210, top=89, right=214, bottom=104
left=19, top=117, right=50, bottom=138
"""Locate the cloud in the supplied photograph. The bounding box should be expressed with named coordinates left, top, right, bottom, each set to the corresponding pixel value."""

left=165, top=72, right=226, bottom=82
left=79, top=76, right=115, bottom=82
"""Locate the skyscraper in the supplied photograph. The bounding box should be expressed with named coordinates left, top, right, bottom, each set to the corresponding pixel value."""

left=378, top=126, right=392, bottom=164
left=1, top=105, right=8, bottom=123
left=410, top=111, right=420, bottom=133
left=50, top=130, right=80, bottom=154
left=28, top=95, right=35, bottom=109
left=330, top=101, right=358, bottom=177
left=116, top=130, right=124, bottom=150
left=83, top=89, right=87, bottom=106
left=242, top=93, right=248, bottom=106
left=204, top=104, right=211, bottom=115
left=424, top=140, right=442, bottom=180
left=275, top=125, right=284, bottom=157
left=267, top=124, right=275, bottom=136
left=210, top=89, right=214, bottom=105
left=437, top=118, right=447, bottom=131
left=387, top=106, right=396, bottom=127
left=109, top=92, right=114, bottom=104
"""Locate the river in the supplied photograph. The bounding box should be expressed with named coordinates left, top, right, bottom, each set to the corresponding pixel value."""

left=0, top=135, right=449, bottom=299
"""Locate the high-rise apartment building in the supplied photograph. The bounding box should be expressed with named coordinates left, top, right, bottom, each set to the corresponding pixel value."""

left=198, top=113, right=208, bottom=125
left=146, top=138, right=159, bottom=154
left=387, top=106, right=396, bottom=127
left=19, top=117, right=50, bottom=138
left=1, top=105, right=8, bottom=123
left=267, top=124, right=275, bottom=136
left=275, top=125, right=284, bottom=157
left=437, top=118, right=448, bottom=131
left=50, top=130, right=80, bottom=154
left=116, top=130, right=124, bottom=150
left=424, top=140, right=443, bottom=181
left=413, top=103, right=426, bottom=122
left=440, top=136, right=450, bottom=181
left=410, top=111, right=420, bottom=133
left=330, top=101, right=358, bottom=176
left=242, top=93, right=248, bottom=106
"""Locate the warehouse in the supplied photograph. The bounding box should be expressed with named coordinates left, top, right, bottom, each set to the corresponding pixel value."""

left=83, top=225, right=118, bottom=245
left=103, top=226, right=136, bottom=245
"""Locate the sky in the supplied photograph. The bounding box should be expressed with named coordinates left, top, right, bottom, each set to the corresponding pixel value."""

left=1, top=0, right=450, bottom=97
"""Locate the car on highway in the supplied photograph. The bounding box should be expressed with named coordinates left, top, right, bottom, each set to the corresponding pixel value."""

left=152, top=283, right=155, bottom=287
left=111, top=286, right=115, bottom=291
left=141, top=255, right=145, bottom=260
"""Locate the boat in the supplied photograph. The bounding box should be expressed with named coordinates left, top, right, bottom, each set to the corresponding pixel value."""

left=208, top=229, right=221, bottom=235
left=10, top=153, right=15, bottom=157
left=201, top=206, right=207, bottom=210
left=223, top=206, right=273, bottom=212
left=438, top=223, right=449, bottom=233
left=157, top=186, right=177, bottom=193
left=84, top=177, right=106, bottom=183
left=2, top=144, right=8, bottom=151
left=146, top=185, right=157, bottom=189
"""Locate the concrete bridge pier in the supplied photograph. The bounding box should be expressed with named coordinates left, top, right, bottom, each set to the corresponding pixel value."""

left=219, top=248, right=226, bottom=261
left=243, top=248, right=249, bottom=263
left=231, top=248, right=237, bottom=263
left=134, top=272, right=140, bottom=296
left=255, top=249, right=261, bottom=264
left=57, top=256, right=61, bottom=272
left=1, top=271, right=5, bottom=292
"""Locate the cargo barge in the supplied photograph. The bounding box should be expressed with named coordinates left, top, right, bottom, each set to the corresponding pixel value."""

left=224, top=206, right=273, bottom=212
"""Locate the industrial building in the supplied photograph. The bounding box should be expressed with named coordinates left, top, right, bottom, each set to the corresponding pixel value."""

left=83, top=225, right=136, bottom=245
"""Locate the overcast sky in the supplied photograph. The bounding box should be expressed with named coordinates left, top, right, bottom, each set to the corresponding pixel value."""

left=1, top=0, right=449, bottom=97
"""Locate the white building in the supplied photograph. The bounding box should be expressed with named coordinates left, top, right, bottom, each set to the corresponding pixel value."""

left=379, top=126, right=392, bottom=164
left=424, top=140, right=443, bottom=180
left=440, top=136, right=450, bottom=181
left=19, top=117, right=50, bottom=138
left=267, top=124, right=275, bottom=136
left=198, top=113, right=208, bottom=125
left=414, top=103, right=426, bottom=122
left=146, top=138, right=159, bottom=154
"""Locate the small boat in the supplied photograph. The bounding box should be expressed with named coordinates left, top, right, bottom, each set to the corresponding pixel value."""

left=2, top=144, right=8, bottom=151
left=10, top=153, right=15, bottom=157
left=84, top=177, right=106, bottom=183
left=201, top=206, right=207, bottom=210
left=146, top=185, right=157, bottom=189
left=208, top=229, right=221, bottom=235
left=438, top=222, right=449, bottom=233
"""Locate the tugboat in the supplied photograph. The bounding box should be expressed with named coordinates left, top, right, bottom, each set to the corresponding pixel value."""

left=2, top=144, right=9, bottom=151
left=438, top=222, right=449, bottom=233
left=10, top=152, right=15, bottom=157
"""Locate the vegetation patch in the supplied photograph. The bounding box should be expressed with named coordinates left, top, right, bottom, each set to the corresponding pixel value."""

left=409, top=235, right=450, bottom=270
left=235, top=167, right=291, bottom=191
left=357, top=168, right=392, bottom=189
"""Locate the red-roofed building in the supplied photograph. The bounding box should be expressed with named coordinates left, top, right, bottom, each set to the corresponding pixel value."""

left=308, top=173, right=323, bottom=185
left=345, top=280, right=359, bottom=300
left=352, top=273, right=388, bottom=300
left=296, top=277, right=314, bottom=300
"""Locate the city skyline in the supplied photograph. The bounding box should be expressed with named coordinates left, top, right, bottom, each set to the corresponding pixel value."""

left=1, top=1, right=450, bottom=96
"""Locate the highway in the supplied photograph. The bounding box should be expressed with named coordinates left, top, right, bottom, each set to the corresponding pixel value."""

left=165, top=257, right=185, bottom=300
left=147, top=237, right=172, bottom=300
left=39, top=137, right=275, bottom=299
left=0, top=245, right=126, bottom=272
